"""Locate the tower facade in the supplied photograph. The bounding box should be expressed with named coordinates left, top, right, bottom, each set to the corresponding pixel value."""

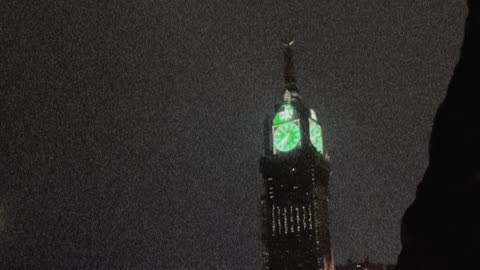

left=260, top=43, right=334, bottom=270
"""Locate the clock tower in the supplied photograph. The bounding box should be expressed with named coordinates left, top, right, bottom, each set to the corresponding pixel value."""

left=259, top=42, right=335, bottom=270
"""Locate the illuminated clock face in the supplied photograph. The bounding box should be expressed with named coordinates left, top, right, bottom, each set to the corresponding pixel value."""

left=273, top=122, right=301, bottom=152
left=309, top=119, right=324, bottom=153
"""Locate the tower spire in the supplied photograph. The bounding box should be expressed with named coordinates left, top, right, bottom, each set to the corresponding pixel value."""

left=282, top=39, right=298, bottom=93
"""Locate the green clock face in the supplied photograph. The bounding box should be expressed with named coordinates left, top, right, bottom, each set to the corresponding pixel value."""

left=309, top=119, right=324, bottom=153
left=273, top=122, right=301, bottom=152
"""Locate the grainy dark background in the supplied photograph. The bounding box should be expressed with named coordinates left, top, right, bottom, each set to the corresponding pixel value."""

left=0, top=0, right=468, bottom=269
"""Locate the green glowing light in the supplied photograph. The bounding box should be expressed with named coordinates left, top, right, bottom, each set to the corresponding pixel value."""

left=272, top=105, right=295, bottom=125
left=309, top=119, right=324, bottom=153
left=273, top=121, right=301, bottom=152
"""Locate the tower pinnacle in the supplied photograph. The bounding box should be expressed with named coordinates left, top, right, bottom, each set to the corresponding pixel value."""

left=282, top=39, right=298, bottom=93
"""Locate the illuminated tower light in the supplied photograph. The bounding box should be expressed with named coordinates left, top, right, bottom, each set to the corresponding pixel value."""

left=277, top=206, right=282, bottom=235
left=296, top=207, right=300, bottom=231
left=283, top=89, right=291, bottom=103
left=284, top=207, right=288, bottom=234
left=308, top=204, right=313, bottom=230
left=302, top=206, right=307, bottom=230
left=272, top=204, right=276, bottom=235
left=289, top=206, right=294, bottom=232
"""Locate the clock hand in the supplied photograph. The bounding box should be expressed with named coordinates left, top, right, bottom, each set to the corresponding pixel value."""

left=281, top=133, right=290, bottom=146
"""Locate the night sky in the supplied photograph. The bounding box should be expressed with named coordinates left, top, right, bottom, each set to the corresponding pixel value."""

left=0, top=1, right=468, bottom=269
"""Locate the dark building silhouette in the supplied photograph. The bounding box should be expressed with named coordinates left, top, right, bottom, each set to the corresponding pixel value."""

left=384, top=264, right=396, bottom=270
left=259, top=42, right=334, bottom=270
left=397, top=1, right=480, bottom=269
left=335, top=258, right=384, bottom=270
